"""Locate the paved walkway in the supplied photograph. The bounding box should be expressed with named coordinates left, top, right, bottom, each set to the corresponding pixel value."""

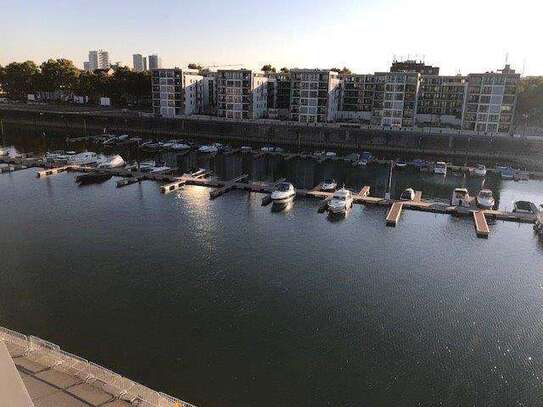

left=2, top=342, right=131, bottom=407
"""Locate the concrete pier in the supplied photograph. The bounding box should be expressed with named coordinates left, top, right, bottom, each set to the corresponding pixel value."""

left=386, top=202, right=404, bottom=227
left=473, top=210, right=490, bottom=238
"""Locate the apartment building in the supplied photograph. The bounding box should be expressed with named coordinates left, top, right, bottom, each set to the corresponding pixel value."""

left=390, top=60, right=440, bottom=75
left=132, top=54, right=147, bottom=72
left=416, top=75, right=467, bottom=127
left=462, top=65, right=520, bottom=133
left=216, top=69, right=268, bottom=120
left=151, top=68, right=203, bottom=118
left=289, top=69, right=341, bottom=123
left=266, top=72, right=291, bottom=119
left=86, top=50, right=109, bottom=71
left=148, top=55, right=162, bottom=70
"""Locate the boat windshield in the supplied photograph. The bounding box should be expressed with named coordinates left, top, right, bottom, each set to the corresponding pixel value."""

left=334, top=195, right=346, bottom=201
left=324, top=179, right=335, bottom=184
left=455, top=190, right=467, bottom=197
left=276, top=183, right=291, bottom=192
left=479, top=191, right=492, bottom=198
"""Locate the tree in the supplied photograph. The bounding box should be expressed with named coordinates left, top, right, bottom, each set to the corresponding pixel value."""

left=0, top=61, right=39, bottom=100
left=517, top=77, right=543, bottom=127
left=261, top=64, right=276, bottom=73
left=340, top=66, right=351, bottom=75
left=38, top=59, right=80, bottom=93
left=188, top=63, right=202, bottom=70
left=280, top=67, right=289, bottom=74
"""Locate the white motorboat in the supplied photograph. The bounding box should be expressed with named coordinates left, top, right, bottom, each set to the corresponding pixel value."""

left=328, top=188, right=353, bottom=214
left=325, top=151, right=337, bottom=159
left=473, top=164, right=487, bottom=177
left=395, top=159, right=408, bottom=168
left=476, top=189, right=495, bottom=209
left=170, top=143, right=191, bottom=151
left=240, top=146, right=252, bottom=153
left=118, top=134, right=130, bottom=141
left=321, top=178, right=337, bottom=192
left=98, top=155, right=125, bottom=169
left=199, top=143, right=222, bottom=154
left=270, top=182, right=295, bottom=203
left=450, top=188, right=471, bottom=207
left=45, top=150, right=71, bottom=162
left=261, top=146, right=283, bottom=153
left=433, top=161, right=447, bottom=175
left=68, top=152, right=100, bottom=166
left=0, top=146, right=9, bottom=156
left=399, top=188, right=415, bottom=201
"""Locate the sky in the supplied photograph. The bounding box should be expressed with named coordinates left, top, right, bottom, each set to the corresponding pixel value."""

left=0, top=0, right=541, bottom=75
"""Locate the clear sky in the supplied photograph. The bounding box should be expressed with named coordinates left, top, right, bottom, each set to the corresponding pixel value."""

left=1, top=0, right=541, bottom=75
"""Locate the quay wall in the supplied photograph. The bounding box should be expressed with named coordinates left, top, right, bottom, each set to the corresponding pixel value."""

left=2, top=106, right=543, bottom=170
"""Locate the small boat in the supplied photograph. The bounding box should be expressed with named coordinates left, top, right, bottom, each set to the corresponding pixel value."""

left=513, top=170, right=529, bottom=182
left=98, top=155, right=125, bottom=169
left=0, top=146, right=9, bottom=156
left=513, top=201, right=539, bottom=215
left=328, top=188, right=354, bottom=214
left=75, top=172, right=112, bottom=185
left=325, top=151, right=337, bottom=159
left=169, top=143, right=191, bottom=151
left=395, top=159, right=407, bottom=168
left=411, top=159, right=426, bottom=168
left=399, top=188, right=415, bottom=201
left=476, top=189, right=495, bottom=209
left=261, top=146, right=283, bottom=153
left=321, top=178, right=337, bottom=192
left=118, top=134, right=130, bottom=141
left=499, top=166, right=514, bottom=180
left=45, top=150, right=70, bottom=162
left=68, top=152, right=100, bottom=166
left=270, top=182, right=295, bottom=203
left=450, top=188, right=471, bottom=207
left=473, top=164, right=487, bottom=177
left=199, top=143, right=222, bottom=154
left=240, top=146, right=252, bottom=153
left=433, top=161, right=447, bottom=175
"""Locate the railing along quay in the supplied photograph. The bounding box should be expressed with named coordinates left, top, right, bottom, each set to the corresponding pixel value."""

left=0, top=326, right=197, bottom=407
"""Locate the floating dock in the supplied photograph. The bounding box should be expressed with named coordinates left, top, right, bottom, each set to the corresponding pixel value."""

left=473, top=210, right=490, bottom=238
left=31, top=164, right=538, bottom=238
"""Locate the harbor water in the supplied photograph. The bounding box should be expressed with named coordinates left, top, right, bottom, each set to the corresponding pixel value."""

left=1, top=132, right=543, bottom=406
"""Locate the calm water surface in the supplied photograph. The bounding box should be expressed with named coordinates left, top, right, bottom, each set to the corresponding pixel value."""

left=1, top=134, right=543, bottom=407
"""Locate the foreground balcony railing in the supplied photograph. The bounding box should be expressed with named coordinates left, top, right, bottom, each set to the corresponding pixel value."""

left=0, top=326, right=197, bottom=407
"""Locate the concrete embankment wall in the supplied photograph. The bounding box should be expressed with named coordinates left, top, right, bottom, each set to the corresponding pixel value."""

left=2, top=107, right=543, bottom=170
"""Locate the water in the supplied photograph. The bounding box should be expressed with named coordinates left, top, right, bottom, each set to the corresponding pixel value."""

left=1, top=134, right=543, bottom=407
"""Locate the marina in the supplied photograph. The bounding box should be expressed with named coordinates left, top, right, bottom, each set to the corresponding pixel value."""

left=2, top=136, right=543, bottom=407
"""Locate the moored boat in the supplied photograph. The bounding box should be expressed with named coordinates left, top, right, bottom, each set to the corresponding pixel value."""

left=270, top=182, right=295, bottom=203
left=476, top=189, right=495, bottom=209
left=433, top=161, right=447, bottom=175
left=328, top=188, right=353, bottom=214
left=321, top=178, right=337, bottom=192
left=399, top=188, right=415, bottom=201
left=97, top=155, right=125, bottom=169
left=395, top=159, right=407, bottom=168
left=473, top=164, right=487, bottom=177
left=513, top=201, right=539, bottom=215
left=450, top=188, right=471, bottom=207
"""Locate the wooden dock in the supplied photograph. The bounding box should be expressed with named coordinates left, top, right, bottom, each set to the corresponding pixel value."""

left=473, top=210, right=490, bottom=238
left=386, top=202, right=403, bottom=227
left=209, top=174, right=249, bottom=199
left=36, top=166, right=70, bottom=178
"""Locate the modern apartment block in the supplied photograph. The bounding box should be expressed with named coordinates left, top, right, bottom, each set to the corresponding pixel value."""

left=289, top=69, right=341, bottom=123
left=132, top=54, right=147, bottom=72
left=86, top=50, right=109, bottom=71
left=266, top=72, right=291, bottom=119
left=416, top=75, right=467, bottom=127
left=462, top=65, right=520, bottom=133
left=151, top=68, right=203, bottom=118
left=216, top=69, right=268, bottom=120
left=148, top=55, right=161, bottom=70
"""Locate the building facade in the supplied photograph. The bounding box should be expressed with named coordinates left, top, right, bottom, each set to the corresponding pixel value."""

left=462, top=65, right=520, bottom=133
left=87, top=50, right=109, bottom=71
left=132, top=54, right=147, bottom=72
left=151, top=68, right=204, bottom=118
left=216, top=69, right=268, bottom=120
left=289, top=69, right=341, bottom=123
left=416, top=75, right=467, bottom=127
left=148, top=55, right=161, bottom=70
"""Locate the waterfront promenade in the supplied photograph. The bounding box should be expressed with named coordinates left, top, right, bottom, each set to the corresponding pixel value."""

left=0, top=326, right=194, bottom=407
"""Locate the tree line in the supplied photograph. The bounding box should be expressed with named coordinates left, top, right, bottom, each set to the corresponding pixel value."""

left=0, top=59, right=151, bottom=107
